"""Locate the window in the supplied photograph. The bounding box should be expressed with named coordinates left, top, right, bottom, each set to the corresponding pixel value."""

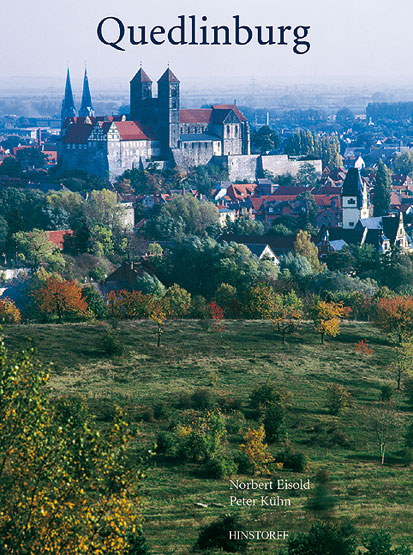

left=226, top=125, right=230, bottom=136
left=348, top=198, right=356, bottom=205
left=349, top=222, right=354, bottom=227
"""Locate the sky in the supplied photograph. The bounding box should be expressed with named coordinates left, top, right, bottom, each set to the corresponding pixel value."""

left=0, top=0, right=412, bottom=90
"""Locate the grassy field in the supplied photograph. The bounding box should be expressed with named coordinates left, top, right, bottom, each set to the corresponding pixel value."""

left=3, top=319, right=412, bottom=554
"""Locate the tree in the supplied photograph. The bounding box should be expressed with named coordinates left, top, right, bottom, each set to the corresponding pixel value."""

left=336, top=108, right=355, bottom=129
left=294, top=230, right=325, bottom=273
left=242, top=284, right=277, bottom=319
left=361, top=530, right=411, bottom=555
left=0, top=334, right=144, bottom=554
left=393, top=150, right=413, bottom=176
left=84, top=189, right=125, bottom=229
left=365, top=402, right=402, bottom=464
left=13, top=229, right=65, bottom=272
left=326, top=384, right=352, bottom=415
left=214, top=283, right=240, bottom=318
left=263, top=401, right=285, bottom=443
left=272, top=292, right=303, bottom=344
left=163, top=283, right=191, bottom=318
left=0, top=156, right=23, bottom=177
left=296, top=191, right=318, bottom=225
left=374, top=295, right=413, bottom=343
left=390, top=341, right=413, bottom=390
left=0, top=297, right=21, bottom=324
left=287, top=521, right=357, bottom=555
left=306, top=469, right=336, bottom=518
left=240, top=424, right=278, bottom=475
left=251, top=125, right=280, bottom=154
left=194, top=515, right=248, bottom=553
left=148, top=299, right=167, bottom=347
left=160, top=194, right=218, bottom=235
left=16, top=147, right=47, bottom=169
left=87, top=225, right=114, bottom=257
left=311, top=300, right=351, bottom=344
left=373, top=159, right=392, bottom=216
left=32, top=277, right=90, bottom=322
left=296, top=162, right=318, bottom=188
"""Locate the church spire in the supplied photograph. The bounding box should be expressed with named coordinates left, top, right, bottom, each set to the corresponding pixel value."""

left=61, top=67, right=76, bottom=126
left=79, top=67, right=95, bottom=118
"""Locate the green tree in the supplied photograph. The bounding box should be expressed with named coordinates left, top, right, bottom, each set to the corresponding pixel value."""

left=296, top=163, right=318, bottom=188
left=287, top=521, right=357, bottom=555
left=13, top=229, right=65, bottom=272
left=336, top=108, right=355, bottom=128
left=251, top=125, right=280, bottom=154
left=0, top=156, right=23, bottom=177
left=160, top=194, right=218, bottom=235
left=373, top=159, right=392, bottom=216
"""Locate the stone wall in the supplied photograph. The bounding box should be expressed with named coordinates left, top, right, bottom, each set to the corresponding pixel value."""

left=259, top=155, right=322, bottom=178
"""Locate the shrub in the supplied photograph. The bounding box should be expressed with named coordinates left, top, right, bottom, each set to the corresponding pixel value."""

left=125, top=529, right=150, bottom=555
left=141, top=406, right=154, bottom=422
left=380, top=384, right=394, bottom=402
left=308, top=422, right=351, bottom=449
left=225, top=410, right=247, bottom=435
left=263, top=401, right=285, bottom=443
left=281, top=450, right=309, bottom=473
left=156, top=431, right=180, bottom=458
left=240, top=424, right=281, bottom=475
left=101, top=328, right=124, bottom=356
left=0, top=297, right=21, bottom=324
left=361, top=529, right=411, bottom=555
left=405, top=422, right=413, bottom=449
left=202, top=455, right=237, bottom=479
left=194, top=515, right=248, bottom=553
left=249, top=382, right=284, bottom=417
left=326, top=384, right=351, bottom=415
left=54, top=394, right=89, bottom=428
left=176, top=410, right=226, bottom=463
left=306, top=470, right=336, bottom=516
left=153, top=401, right=170, bottom=420
left=191, top=388, right=216, bottom=410
left=287, top=521, right=357, bottom=555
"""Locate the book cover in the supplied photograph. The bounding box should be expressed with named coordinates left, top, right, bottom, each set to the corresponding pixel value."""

left=0, top=1, right=412, bottom=554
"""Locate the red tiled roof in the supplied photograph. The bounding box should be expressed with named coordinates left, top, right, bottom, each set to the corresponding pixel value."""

left=48, top=230, right=73, bottom=250
left=212, top=104, right=247, bottom=122
left=131, top=68, right=152, bottom=83
left=180, top=109, right=213, bottom=124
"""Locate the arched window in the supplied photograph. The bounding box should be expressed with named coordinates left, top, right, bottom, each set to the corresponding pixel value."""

left=226, top=125, right=230, bottom=136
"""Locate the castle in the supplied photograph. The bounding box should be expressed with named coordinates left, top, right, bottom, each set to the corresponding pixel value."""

left=58, top=66, right=250, bottom=182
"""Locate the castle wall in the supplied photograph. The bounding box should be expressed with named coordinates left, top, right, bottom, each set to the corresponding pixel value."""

left=60, top=143, right=109, bottom=180
left=259, top=155, right=322, bottom=178
left=174, top=140, right=220, bottom=168
left=225, top=155, right=260, bottom=181
left=107, top=139, right=160, bottom=181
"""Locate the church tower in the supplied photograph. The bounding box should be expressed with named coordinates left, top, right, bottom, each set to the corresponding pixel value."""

left=79, top=68, right=95, bottom=118
left=61, top=68, right=76, bottom=126
left=342, top=168, right=370, bottom=229
left=157, top=68, right=180, bottom=155
left=130, top=67, right=153, bottom=121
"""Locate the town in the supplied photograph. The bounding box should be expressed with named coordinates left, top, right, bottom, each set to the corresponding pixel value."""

left=0, top=65, right=413, bottom=554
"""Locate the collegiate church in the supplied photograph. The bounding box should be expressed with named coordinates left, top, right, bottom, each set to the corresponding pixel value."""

left=58, top=66, right=250, bottom=181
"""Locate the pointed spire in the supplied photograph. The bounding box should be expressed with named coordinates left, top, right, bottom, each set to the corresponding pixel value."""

left=130, top=67, right=152, bottom=83
left=61, top=67, right=76, bottom=125
left=79, top=67, right=95, bottom=118
left=158, top=68, right=179, bottom=83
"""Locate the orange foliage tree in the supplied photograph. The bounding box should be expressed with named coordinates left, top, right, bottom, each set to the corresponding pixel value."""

left=106, top=290, right=153, bottom=320
left=148, top=298, right=167, bottom=347
left=374, top=295, right=413, bottom=343
left=311, top=300, right=351, bottom=344
left=33, top=277, right=89, bottom=322
left=0, top=297, right=21, bottom=324
left=273, top=292, right=303, bottom=344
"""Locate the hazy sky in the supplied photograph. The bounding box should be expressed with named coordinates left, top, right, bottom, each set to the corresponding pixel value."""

left=1, top=0, right=413, bottom=89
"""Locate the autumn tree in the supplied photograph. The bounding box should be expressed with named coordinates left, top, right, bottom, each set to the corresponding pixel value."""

left=214, top=282, right=240, bottom=318
left=311, top=300, right=351, bottom=344
left=106, top=290, right=152, bottom=320
left=374, top=295, right=413, bottom=343
left=0, top=335, right=146, bottom=554
left=0, top=297, right=21, bottom=324
left=240, top=424, right=279, bottom=475
left=163, top=283, right=191, bottom=318
left=242, top=283, right=277, bottom=319
left=294, top=230, right=325, bottom=273
left=148, top=298, right=167, bottom=347
left=32, top=277, right=90, bottom=322
left=273, top=291, right=303, bottom=344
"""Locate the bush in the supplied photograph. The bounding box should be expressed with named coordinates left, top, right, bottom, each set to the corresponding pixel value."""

left=361, top=529, right=411, bottom=555
left=405, top=422, right=413, bottom=449
left=287, top=521, right=357, bottom=555
left=202, top=455, right=237, bottom=479
left=54, top=395, right=89, bottom=428
left=194, top=515, right=248, bottom=553
left=326, top=384, right=351, bottom=415
left=263, top=401, right=285, bottom=443
left=153, top=401, right=170, bottom=420
left=280, top=449, right=309, bottom=472
left=156, top=431, right=180, bottom=458
left=308, top=422, right=351, bottom=449
left=100, top=328, right=123, bottom=356
left=191, top=388, right=216, bottom=410
left=225, top=410, right=247, bottom=435
left=306, top=470, right=336, bottom=516
left=249, top=382, right=284, bottom=418
left=125, top=529, right=150, bottom=555
left=380, top=384, right=394, bottom=402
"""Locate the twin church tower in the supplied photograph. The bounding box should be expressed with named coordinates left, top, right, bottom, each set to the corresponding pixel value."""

left=59, top=64, right=250, bottom=181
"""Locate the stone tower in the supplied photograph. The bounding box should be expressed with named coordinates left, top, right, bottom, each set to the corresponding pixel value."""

left=79, top=68, right=95, bottom=118
left=130, top=67, right=153, bottom=121
left=342, top=167, right=370, bottom=229
left=157, top=68, right=180, bottom=155
left=61, top=68, right=76, bottom=126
